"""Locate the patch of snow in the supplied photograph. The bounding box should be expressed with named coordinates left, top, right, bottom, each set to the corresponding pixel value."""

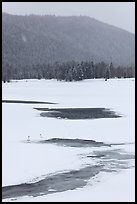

left=2, top=78, right=135, bottom=201
left=21, top=34, right=27, bottom=42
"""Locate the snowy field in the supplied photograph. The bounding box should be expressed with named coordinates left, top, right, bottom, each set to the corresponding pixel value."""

left=2, top=78, right=135, bottom=202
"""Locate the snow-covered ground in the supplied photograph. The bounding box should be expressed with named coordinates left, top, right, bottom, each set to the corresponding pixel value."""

left=2, top=78, right=135, bottom=202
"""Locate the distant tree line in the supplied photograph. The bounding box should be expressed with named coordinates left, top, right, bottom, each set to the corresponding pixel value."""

left=2, top=61, right=135, bottom=83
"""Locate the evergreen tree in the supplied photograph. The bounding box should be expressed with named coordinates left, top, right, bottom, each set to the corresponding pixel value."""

left=105, top=67, right=110, bottom=81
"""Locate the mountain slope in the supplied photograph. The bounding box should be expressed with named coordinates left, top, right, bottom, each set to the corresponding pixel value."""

left=2, top=13, right=135, bottom=67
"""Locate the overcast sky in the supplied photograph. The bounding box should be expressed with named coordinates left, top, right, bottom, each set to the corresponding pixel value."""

left=2, top=2, right=135, bottom=33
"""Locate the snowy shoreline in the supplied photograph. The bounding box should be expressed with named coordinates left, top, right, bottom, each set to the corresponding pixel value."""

left=2, top=78, right=135, bottom=202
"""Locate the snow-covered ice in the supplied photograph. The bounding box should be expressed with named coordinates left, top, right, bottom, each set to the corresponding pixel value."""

left=2, top=78, right=135, bottom=202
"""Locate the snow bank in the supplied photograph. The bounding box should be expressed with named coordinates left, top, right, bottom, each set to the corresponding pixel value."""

left=2, top=78, right=135, bottom=201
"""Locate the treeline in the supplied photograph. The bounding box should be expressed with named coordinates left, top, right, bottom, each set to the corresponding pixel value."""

left=2, top=61, right=135, bottom=82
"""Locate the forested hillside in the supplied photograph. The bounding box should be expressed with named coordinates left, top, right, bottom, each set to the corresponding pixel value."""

left=2, top=13, right=135, bottom=82
left=2, top=13, right=135, bottom=67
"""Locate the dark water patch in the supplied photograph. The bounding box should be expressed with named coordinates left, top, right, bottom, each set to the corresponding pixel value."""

left=93, top=149, right=135, bottom=161
left=2, top=146, right=134, bottom=200
left=87, top=155, right=105, bottom=158
left=31, top=138, right=133, bottom=149
left=110, top=142, right=134, bottom=146
left=2, top=100, right=57, bottom=104
left=36, top=138, right=111, bottom=148
left=2, top=165, right=103, bottom=200
left=34, top=107, right=121, bottom=120
left=86, top=149, right=135, bottom=173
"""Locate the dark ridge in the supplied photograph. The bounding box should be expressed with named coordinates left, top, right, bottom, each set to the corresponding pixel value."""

left=34, top=107, right=121, bottom=120
left=37, top=138, right=111, bottom=148
left=2, top=100, right=57, bottom=104
left=34, top=107, right=106, bottom=111
left=30, top=138, right=133, bottom=149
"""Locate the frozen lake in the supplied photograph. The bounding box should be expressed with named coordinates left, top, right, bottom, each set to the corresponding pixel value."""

left=2, top=78, right=135, bottom=202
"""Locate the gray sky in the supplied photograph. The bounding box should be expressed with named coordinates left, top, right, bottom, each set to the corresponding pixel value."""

left=2, top=2, right=135, bottom=33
